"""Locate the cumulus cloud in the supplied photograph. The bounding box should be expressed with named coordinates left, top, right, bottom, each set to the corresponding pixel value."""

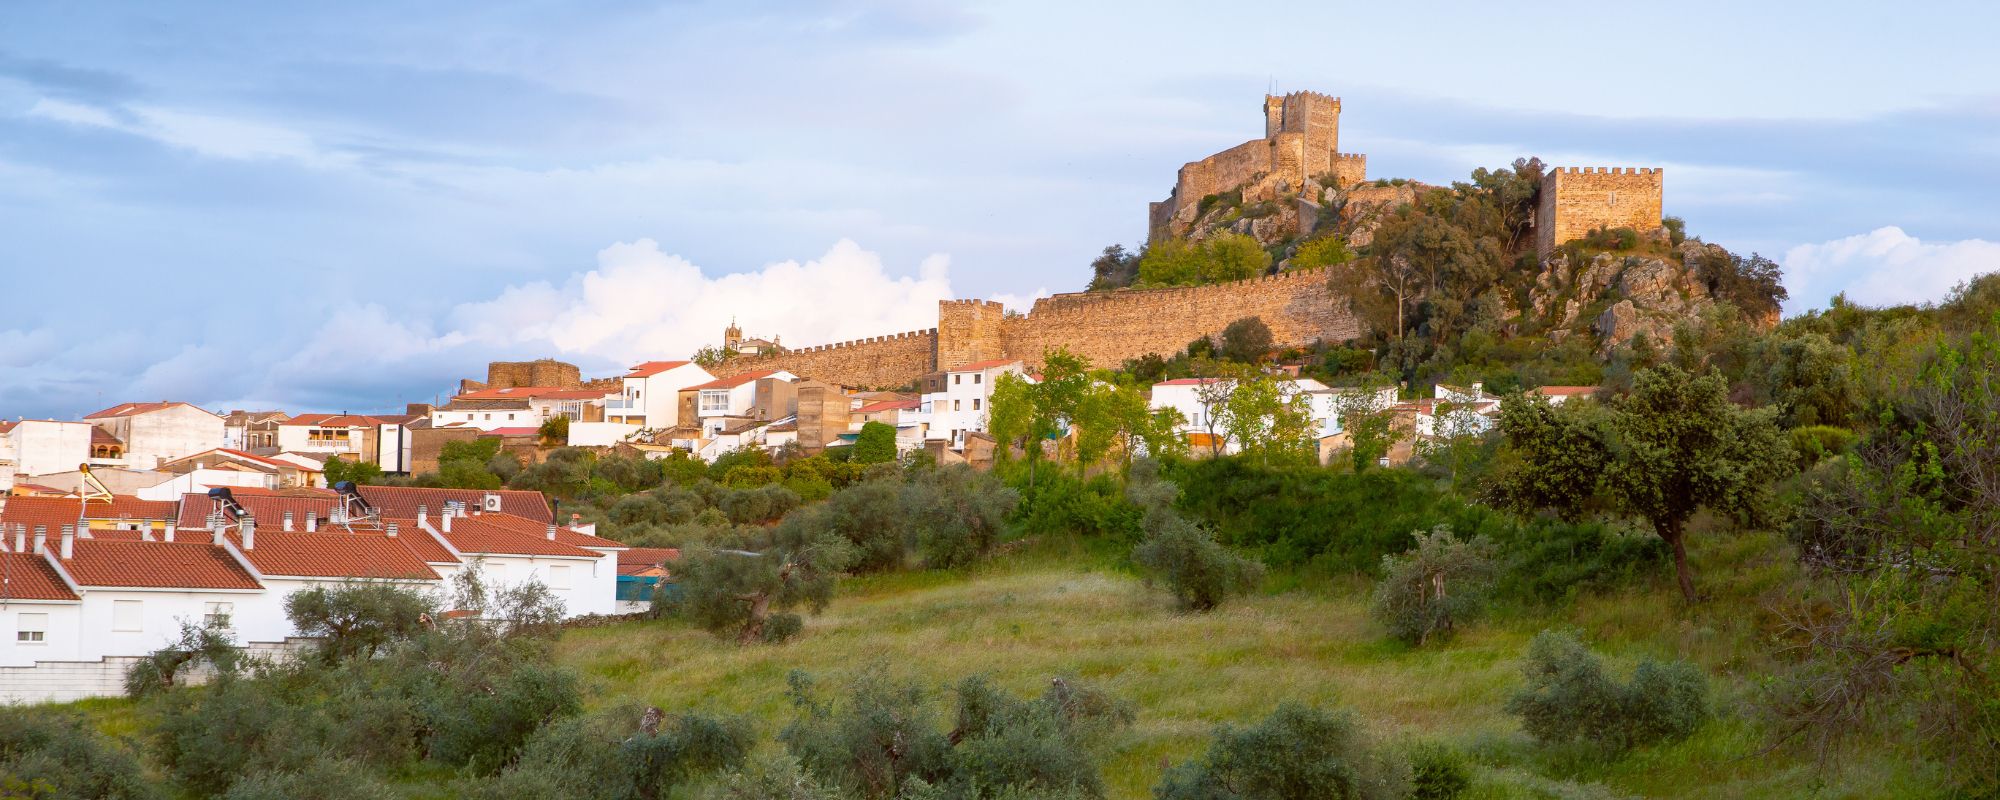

left=1783, top=227, right=2000, bottom=311
left=250, top=239, right=957, bottom=406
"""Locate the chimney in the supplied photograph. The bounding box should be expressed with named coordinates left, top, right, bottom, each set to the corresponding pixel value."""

left=306, top=514, right=317, bottom=532
left=417, top=504, right=428, bottom=525
left=164, top=523, right=176, bottom=542
left=241, top=517, right=256, bottom=551
left=545, top=523, right=557, bottom=541
left=442, top=512, right=453, bottom=533
left=32, top=525, right=46, bottom=555
left=59, top=525, right=74, bottom=559
left=211, top=519, right=226, bottom=546
left=283, top=511, right=294, bottom=531
left=13, top=524, right=24, bottom=553
left=386, top=522, right=400, bottom=538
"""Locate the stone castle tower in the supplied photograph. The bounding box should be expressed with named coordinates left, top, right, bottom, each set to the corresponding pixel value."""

left=1150, top=90, right=1368, bottom=241
left=1534, top=167, right=1665, bottom=256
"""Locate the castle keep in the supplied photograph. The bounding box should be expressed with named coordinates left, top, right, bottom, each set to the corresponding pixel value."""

left=714, top=268, right=1359, bottom=390
left=1534, top=167, right=1665, bottom=256
left=1149, top=91, right=1368, bottom=241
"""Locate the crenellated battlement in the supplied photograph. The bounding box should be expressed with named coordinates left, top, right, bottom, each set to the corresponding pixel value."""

left=1536, top=165, right=1666, bottom=256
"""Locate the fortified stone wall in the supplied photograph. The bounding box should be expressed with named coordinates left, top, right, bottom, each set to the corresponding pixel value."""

left=713, top=270, right=1359, bottom=390
left=1331, top=153, right=1367, bottom=188
left=1000, top=267, right=1358, bottom=370
left=488, top=359, right=582, bottom=389
left=719, top=328, right=939, bottom=391
left=1535, top=167, right=1664, bottom=256
left=1153, top=90, right=1361, bottom=242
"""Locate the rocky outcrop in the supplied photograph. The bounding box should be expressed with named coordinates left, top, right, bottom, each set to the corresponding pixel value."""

left=1528, top=241, right=1731, bottom=352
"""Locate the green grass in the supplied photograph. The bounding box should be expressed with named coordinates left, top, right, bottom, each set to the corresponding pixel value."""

left=556, top=531, right=1942, bottom=799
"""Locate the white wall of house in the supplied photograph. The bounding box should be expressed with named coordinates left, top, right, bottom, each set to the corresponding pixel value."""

left=70, top=587, right=264, bottom=660
left=612, top=363, right=716, bottom=429
left=428, top=406, right=533, bottom=431
left=568, top=422, right=642, bottom=447
left=6, top=420, right=96, bottom=483
left=375, top=423, right=413, bottom=472
left=133, top=468, right=273, bottom=501
left=98, top=406, right=225, bottom=469
left=458, top=552, right=616, bottom=617
left=922, top=362, right=1022, bottom=449
left=0, top=601, right=84, bottom=666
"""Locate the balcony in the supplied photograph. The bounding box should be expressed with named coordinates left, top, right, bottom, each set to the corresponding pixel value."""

left=607, top=398, right=638, bottom=411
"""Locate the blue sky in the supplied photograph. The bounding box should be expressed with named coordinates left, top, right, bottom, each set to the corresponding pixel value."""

left=3, top=1, right=1997, bottom=418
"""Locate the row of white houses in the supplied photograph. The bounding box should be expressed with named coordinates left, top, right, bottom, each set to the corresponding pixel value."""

left=0, top=485, right=650, bottom=703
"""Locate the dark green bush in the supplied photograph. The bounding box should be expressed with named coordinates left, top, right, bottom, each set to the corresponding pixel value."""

left=0, top=707, right=161, bottom=800
left=1504, top=630, right=1709, bottom=752
left=1788, top=424, right=1855, bottom=470
left=221, top=757, right=395, bottom=800
left=1155, top=702, right=1408, bottom=800
left=1406, top=743, right=1470, bottom=800
left=1370, top=526, right=1496, bottom=646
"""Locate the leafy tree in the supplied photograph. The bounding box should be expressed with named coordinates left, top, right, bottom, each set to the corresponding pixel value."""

left=1370, top=526, right=1496, bottom=646
left=1128, top=465, right=1263, bottom=611
left=1156, top=702, right=1409, bottom=800
left=1495, top=366, right=1790, bottom=603
left=285, top=583, right=437, bottom=663
left=323, top=456, right=384, bottom=486
left=670, top=520, right=857, bottom=644
left=853, top=421, right=898, bottom=464
left=1216, top=369, right=1317, bottom=466
left=1290, top=236, right=1355, bottom=270
left=1086, top=243, right=1142, bottom=291
left=538, top=415, right=571, bottom=447
left=693, top=345, right=734, bottom=369
left=1691, top=248, right=1787, bottom=321
left=1334, top=383, right=1401, bottom=473
left=1137, top=234, right=1270, bottom=287
left=1218, top=316, right=1274, bottom=364
left=124, top=619, right=244, bottom=698
left=901, top=465, right=1019, bottom=569
left=1487, top=394, right=1608, bottom=521
left=1505, top=630, right=1709, bottom=752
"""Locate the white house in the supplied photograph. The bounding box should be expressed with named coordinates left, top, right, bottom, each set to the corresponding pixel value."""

left=430, top=388, right=607, bottom=433
left=82, top=402, right=225, bottom=470
left=607, top=361, right=716, bottom=430
left=415, top=510, right=620, bottom=617
left=690, top=369, right=798, bottom=437
left=1, top=419, right=100, bottom=491
left=917, top=360, right=1026, bottom=451
left=1528, top=385, right=1598, bottom=405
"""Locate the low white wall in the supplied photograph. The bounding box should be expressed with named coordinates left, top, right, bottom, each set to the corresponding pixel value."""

left=0, top=636, right=314, bottom=705
left=567, top=422, right=641, bottom=447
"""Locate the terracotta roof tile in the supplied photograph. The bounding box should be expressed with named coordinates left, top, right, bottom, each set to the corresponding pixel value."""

left=1531, top=385, right=1599, bottom=397
left=473, top=512, right=625, bottom=550
left=230, top=531, right=439, bottom=580
left=856, top=399, right=921, bottom=413
left=57, top=539, right=262, bottom=590
left=617, top=547, right=679, bottom=577
left=83, top=401, right=212, bottom=420
left=176, top=490, right=341, bottom=530
left=436, top=515, right=603, bottom=558
left=688, top=370, right=782, bottom=391
left=0, top=552, right=78, bottom=601
left=1, top=495, right=178, bottom=535
left=90, top=428, right=123, bottom=446
left=627, top=360, right=692, bottom=378
left=357, top=486, right=552, bottom=523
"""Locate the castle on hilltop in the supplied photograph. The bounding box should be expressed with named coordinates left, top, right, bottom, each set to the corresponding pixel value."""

left=1147, top=90, right=1665, bottom=258
left=1149, top=91, right=1369, bottom=242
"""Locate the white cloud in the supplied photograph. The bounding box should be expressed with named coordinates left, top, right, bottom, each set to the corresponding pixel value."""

left=26, top=97, right=118, bottom=128
left=989, top=288, right=1049, bottom=313
left=27, top=96, right=349, bottom=168
left=1783, top=226, right=2000, bottom=311
left=254, top=239, right=957, bottom=403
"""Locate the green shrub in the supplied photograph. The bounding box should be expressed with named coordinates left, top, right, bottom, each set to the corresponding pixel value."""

left=903, top=465, right=1019, bottom=569
left=1155, top=702, right=1408, bottom=800
left=0, top=707, right=162, bottom=800
left=285, top=583, right=437, bottom=663
left=1132, top=514, right=1264, bottom=612
left=1788, top=424, right=1855, bottom=470
left=221, top=757, right=395, bottom=800
left=1504, top=630, right=1709, bottom=752
left=124, top=619, right=244, bottom=698
left=1370, top=526, right=1497, bottom=646
left=1406, top=742, right=1470, bottom=800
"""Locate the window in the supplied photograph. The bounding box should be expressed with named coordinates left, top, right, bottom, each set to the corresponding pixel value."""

left=953, top=375, right=961, bottom=385
left=700, top=390, right=730, bottom=412
left=112, top=600, right=142, bottom=632
left=972, top=398, right=982, bottom=411
left=953, top=399, right=961, bottom=411
left=203, top=601, right=233, bottom=629
left=973, top=373, right=982, bottom=384
left=507, top=413, right=516, bottom=420
left=547, top=565, right=571, bottom=589
left=483, top=413, right=492, bottom=421
left=16, top=612, right=46, bottom=644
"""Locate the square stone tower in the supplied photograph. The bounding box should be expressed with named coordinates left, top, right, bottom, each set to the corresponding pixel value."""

left=1535, top=167, right=1665, bottom=257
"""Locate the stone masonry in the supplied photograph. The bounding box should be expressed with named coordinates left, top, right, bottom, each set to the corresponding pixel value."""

left=716, top=268, right=1359, bottom=390
left=1534, top=167, right=1664, bottom=256
left=1150, top=91, right=1367, bottom=242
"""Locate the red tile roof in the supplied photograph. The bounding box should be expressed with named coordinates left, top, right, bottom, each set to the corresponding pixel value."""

left=489, top=427, right=541, bottom=436
left=355, top=486, right=553, bottom=523
left=1, top=495, right=178, bottom=535
left=688, top=370, right=781, bottom=391
left=1154, top=378, right=1222, bottom=387
left=0, top=552, right=78, bottom=601
left=627, top=360, right=692, bottom=378
left=1531, top=385, right=1599, bottom=397
left=0, top=421, right=16, bottom=434
left=368, top=518, right=459, bottom=564
left=434, top=515, right=603, bottom=558
left=83, top=401, right=213, bottom=420
left=230, top=531, right=439, bottom=580
left=474, top=512, right=625, bottom=550
left=283, top=414, right=391, bottom=428
left=617, top=547, right=680, bottom=577
left=951, top=359, right=1022, bottom=373
left=857, top=399, right=921, bottom=413
left=90, top=427, right=123, bottom=446
left=57, top=539, right=262, bottom=590
left=176, top=490, right=340, bottom=529
left=163, top=448, right=296, bottom=472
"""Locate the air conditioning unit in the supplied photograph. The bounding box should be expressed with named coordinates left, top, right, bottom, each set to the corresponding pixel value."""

left=483, top=493, right=503, bottom=513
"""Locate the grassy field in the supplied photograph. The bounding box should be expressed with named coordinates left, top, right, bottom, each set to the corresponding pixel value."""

left=555, top=533, right=1942, bottom=799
